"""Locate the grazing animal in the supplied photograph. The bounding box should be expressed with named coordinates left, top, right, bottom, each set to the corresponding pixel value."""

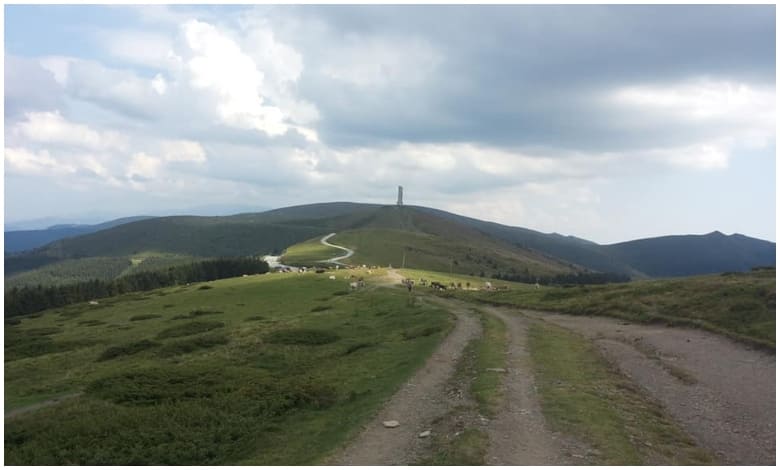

left=349, top=282, right=359, bottom=290
left=328, top=275, right=336, bottom=280
left=430, top=281, right=446, bottom=291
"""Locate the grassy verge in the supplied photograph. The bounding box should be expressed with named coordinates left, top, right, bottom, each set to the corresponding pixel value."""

left=471, top=312, right=508, bottom=417
left=529, top=321, right=714, bottom=465
left=422, top=427, right=489, bottom=466
left=451, top=269, right=775, bottom=350
left=4, top=270, right=452, bottom=465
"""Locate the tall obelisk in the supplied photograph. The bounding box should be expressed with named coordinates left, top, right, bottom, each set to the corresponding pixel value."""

left=397, top=186, right=403, bottom=206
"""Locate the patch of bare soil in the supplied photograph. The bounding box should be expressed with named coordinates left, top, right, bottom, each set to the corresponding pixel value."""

left=480, top=306, right=588, bottom=465
left=326, top=297, right=481, bottom=465
left=521, top=309, right=776, bottom=465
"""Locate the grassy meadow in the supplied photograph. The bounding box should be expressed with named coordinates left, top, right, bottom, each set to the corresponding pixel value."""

left=439, top=268, right=775, bottom=349
left=331, top=229, right=570, bottom=277
left=5, top=269, right=453, bottom=465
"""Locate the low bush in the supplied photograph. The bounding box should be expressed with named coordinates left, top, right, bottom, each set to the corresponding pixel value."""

left=343, top=342, right=374, bottom=355
left=129, top=314, right=162, bottom=322
left=97, top=340, right=159, bottom=361
left=156, top=321, right=225, bottom=339
left=157, top=333, right=230, bottom=357
left=310, top=305, right=332, bottom=312
left=265, top=328, right=340, bottom=346
left=402, top=325, right=442, bottom=340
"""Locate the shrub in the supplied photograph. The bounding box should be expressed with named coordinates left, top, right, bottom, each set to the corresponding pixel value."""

left=86, top=367, right=233, bottom=406
left=129, top=314, right=162, bottom=322
left=198, top=285, right=213, bottom=290
left=97, top=340, right=159, bottom=361
left=343, top=342, right=374, bottom=355
left=189, top=309, right=223, bottom=317
left=402, top=325, right=441, bottom=340
left=244, top=316, right=265, bottom=322
left=171, top=309, right=223, bottom=320
left=310, top=305, right=332, bottom=312
left=156, top=321, right=225, bottom=339
left=157, top=333, right=230, bottom=357
left=78, top=320, right=106, bottom=327
left=265, top=328, right=340, bottom=345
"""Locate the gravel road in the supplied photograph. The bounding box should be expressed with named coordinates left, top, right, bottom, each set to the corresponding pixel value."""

left=521, top=309, right=776, bottom=465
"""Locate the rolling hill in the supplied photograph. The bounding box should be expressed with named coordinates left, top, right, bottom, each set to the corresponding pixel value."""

left=4, top=216, right=156, bottom=254
left=5, top=202, right=775, bottom=285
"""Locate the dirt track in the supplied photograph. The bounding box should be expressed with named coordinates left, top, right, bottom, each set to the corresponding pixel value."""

left=331, top=273, right=775, bottom=465
left=520, top=309, right=776, bottom=465
left=479, top=306, right=583, bottom=465
left=327, top=297, right=481, bottom=465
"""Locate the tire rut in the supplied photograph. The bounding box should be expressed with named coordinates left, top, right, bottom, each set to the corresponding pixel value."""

left=520, top=309, right=776, bottom=465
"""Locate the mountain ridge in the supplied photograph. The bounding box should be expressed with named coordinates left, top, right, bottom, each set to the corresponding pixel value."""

left=4, top=202, right=775, bottom=280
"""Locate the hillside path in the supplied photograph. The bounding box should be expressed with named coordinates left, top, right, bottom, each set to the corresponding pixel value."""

left=476, top=304, right=581, bottom=465
left=519, top=309, right=776, bottom=465
left=326, top=296, right=481, bottom=465
left=319, top=233, right=354, bottom=264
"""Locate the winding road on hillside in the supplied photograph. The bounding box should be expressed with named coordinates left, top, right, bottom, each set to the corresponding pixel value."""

left=319, top=233, right=354, bottom=264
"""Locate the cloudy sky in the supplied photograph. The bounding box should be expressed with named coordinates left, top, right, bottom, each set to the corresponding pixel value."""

left=4, top=4, right=776, bottom=243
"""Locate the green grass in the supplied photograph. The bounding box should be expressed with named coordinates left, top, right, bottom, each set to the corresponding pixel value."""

left=332, top=229, right=569, bottom=277
left=449, top=269, right=776, bottom=349
left=529, top=321, right=715, bottom=465
left=422, top=428, right=489, bottom=465
left=280, top=237, right=345, bottom=265
left=471, top=312, right=508, bottom=417
left=4, top=269, right=452, bottom=465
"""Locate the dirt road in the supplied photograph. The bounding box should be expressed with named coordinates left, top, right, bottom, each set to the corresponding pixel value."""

left=521, top=309, right=776, bottom=465
left=479, top=306, right=582, bottom=465
left=327, top=297, right=481, bottom=465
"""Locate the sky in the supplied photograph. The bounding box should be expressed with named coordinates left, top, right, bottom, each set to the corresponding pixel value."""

left=3, top=4, right=776, bottom=243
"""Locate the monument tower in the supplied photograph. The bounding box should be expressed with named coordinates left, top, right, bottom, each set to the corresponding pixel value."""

left=397, top=186, right=403, bottom=206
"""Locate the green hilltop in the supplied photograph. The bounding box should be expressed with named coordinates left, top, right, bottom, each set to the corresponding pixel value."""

left=5, top=202, right=775, bottom=288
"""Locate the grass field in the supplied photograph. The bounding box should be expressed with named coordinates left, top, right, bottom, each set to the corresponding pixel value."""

left=279, top=237, right=345, bottom=265
left=4, top=269, right=453, bottom=465
left=529, top=321, right=714, bottom=464
left=331, top=229, right=571, bottom=277
left=445, top=268, right=776, bottom=349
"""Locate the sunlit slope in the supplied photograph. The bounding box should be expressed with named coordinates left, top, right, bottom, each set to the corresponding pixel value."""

left=278, top=205, right=577, bottom=276
left=5, top=269, right=452, bottom=465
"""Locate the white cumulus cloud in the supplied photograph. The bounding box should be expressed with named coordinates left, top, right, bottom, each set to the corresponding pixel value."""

left=11, top=111, right=128, bottom=151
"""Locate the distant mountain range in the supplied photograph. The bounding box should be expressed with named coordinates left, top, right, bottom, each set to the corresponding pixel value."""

left=4, top=216, right=156, bottom=254
left=4, top=202, right=775, bottom=283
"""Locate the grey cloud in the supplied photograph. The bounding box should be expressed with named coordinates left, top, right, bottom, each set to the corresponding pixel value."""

left=5, top=55, right=65, bottom=119
left=272, top=5, right=775, bottom=152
